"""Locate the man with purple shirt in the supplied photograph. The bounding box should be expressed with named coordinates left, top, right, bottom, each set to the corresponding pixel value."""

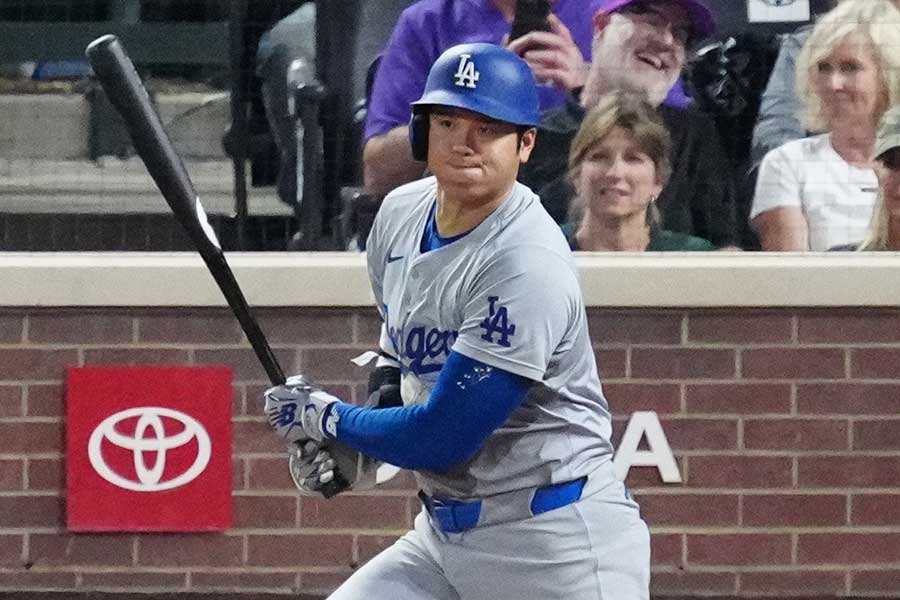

left=362, top=0, right=693, bottom=200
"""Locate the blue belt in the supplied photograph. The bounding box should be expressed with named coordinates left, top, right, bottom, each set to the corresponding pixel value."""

left=419, top=476, right=587, bottom=533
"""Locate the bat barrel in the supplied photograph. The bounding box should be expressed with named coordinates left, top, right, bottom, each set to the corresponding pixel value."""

left=85, top=35, right=286, bottom=387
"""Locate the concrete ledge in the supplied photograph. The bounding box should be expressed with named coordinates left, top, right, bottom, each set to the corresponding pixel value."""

left=0, top=95, right=89, bottom=159
left=0, top=252, right=898, bottom=308
left=0, top=158, right=292, bottom=216
left=0, top=92, right=229, bottom=160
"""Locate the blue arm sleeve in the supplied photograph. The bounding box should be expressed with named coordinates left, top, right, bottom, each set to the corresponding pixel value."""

left=330, top=351, right=532, bottom=472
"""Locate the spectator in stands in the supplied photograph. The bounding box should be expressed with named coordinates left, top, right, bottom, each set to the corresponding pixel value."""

left=361, top=0, right=696, bottom=200
left=566, top=91, right=715, bottom=250
left=750, top=0, right=900, bottom=252
left=751, top=0, right=900, bottom=165
left=855, top=105, right=900, bottom=251
left=520, top=0, right=739, bottom=248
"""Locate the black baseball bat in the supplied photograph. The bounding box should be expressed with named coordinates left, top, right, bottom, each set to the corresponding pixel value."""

left=85, top=34, right=351, bottom=499
left=85, top=34, right=284, bottom=385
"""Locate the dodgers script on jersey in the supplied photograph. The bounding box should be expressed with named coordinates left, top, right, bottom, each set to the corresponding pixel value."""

left=366, top=176, right=616, bottom=499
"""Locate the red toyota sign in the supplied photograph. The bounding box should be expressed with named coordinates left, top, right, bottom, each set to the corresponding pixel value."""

left=66, top=366, right=233, bottom=531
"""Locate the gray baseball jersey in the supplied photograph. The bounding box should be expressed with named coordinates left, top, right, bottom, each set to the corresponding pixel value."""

left=367, top=176, right=616, bottom=499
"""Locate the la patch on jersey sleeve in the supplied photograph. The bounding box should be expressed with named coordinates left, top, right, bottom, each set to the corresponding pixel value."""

left=452, top=245, right=580, bottom=381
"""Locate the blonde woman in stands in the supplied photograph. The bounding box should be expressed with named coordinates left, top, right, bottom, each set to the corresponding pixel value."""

left=750, top=0, right=900, bottom=251
left=566, top=92, right=716, bottom=252
left=855, top=105, right=900, bottom=251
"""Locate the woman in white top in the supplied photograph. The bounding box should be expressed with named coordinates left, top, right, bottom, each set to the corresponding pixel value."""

left=750, top=0, right=900, bottom=251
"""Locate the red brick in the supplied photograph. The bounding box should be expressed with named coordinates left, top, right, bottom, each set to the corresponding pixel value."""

left=798, top=533, right=900, bottom=564
left=247, top=534, right=353, bottom=567
left=196, top=348, right=296, bottom=382
left=29, top=313, right=132, bottom=344
left=233, top=494, right=297, bottom=528
left=301, top=495, right=410, bottom=530
left=852, top=348, right=900, bottom=379
left=0, top=460, right=23, bottom=490
left=257, top=309, right=355, bottom=345
left=589, top=311, right=683, bottom=345
left=688, top=313, right=792, bottom=344
left=80, top=571, right=187, bottom=589
left=687, top=533, right=791, bottom=566
left=83, top=348, right=190, bottom=367
left=0, top=495, right=63, bottom=526
left=25, top=384, right=64, bottom=417
left=742, top=348, right=845, bottom=379
left=650, top=533, right=682, bottom=566
left=852, top=494, right=900, bottom=526
left=233, top=420, right=284, bottom=454
left=246, top=457, right=296, bottom=491
left=0, top=422, right=63, bottom=454
left=854, top=420, right=900, bottom=450
left=0, top=385, right=23, bottom=417
left=687, top=456, right=793, bottom=489
left=852, top=570, right=900, bottom=593
left=799, top=311, right=900, bottom=343
left=740, top=570, right=846, bottom=594
left=799, top=456, right=900, bottom=488
left=657, top=418, right=738, bottom=450
left=604, top=384, right=680, bottom=414
left=0, top=534, right=23, bottom=566
left=232, top=385, right=245, bottom=416
left=798, top=383, right=900, bottom=415
left=355, top=310, right=383, bottom=345
left=138, top=311, right=241, bottom=344
left=0, top=315, right=23, bottom=342
left=744, top=418, right=849, bottom=451
left=300, top=347, right=371, bottom=382
left=29, top=533, right=134, bottom=566
left=0, top=571, right=77, bottom=588
left=137, top=534, right=243, bottom=567
left=637, top=493, right=738, bottom=527
left=686, top=383, right=791, bottom=414
left=357, top=534, right=402, bottom=563
left=232, top=457, right=245, bottom=490
left=650, top=570, right=737, bottom=595
left=301, top=569, right=354, bottom=595
left=743, top=494, right=847, bottom=527
left=595, top=348, right=627, bottom=379
left=28, top=458, right=64, bottom=491
left=631, top=348, right=735, bottom=379
left=0, top=349, right=78, bottom=380
left=190, top=571, right=297, bottom=591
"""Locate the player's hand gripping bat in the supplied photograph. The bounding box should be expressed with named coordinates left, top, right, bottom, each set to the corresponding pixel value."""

left=84, top=34, right=351, bottom=497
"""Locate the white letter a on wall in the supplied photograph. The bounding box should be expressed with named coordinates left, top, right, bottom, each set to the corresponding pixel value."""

left=613, top=411, right=682, bottom=483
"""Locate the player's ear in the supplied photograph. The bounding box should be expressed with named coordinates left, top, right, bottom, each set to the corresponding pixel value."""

left=518, top=127, right=537, bottom=163
left=593, top=10, right=612, bottom=33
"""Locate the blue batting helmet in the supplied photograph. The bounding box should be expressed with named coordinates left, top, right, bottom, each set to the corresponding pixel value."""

left=409, top=43, right=540, bottom=161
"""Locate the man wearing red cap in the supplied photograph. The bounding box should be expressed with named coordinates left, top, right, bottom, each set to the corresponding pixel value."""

left=521, top=0, right=740, bottom=248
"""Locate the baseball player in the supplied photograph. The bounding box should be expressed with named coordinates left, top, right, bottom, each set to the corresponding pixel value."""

left=264, top=43, right=650, bottom=600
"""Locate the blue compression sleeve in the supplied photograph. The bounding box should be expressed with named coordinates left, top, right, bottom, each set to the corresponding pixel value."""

left=330, top=352, right=532, bottom=472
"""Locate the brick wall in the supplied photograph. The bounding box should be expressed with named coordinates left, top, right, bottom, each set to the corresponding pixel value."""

left=1, top=306, right=899, bottom=598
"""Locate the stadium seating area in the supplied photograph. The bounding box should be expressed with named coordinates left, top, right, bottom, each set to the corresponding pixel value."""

left=0, top=0, right=886, bottom=251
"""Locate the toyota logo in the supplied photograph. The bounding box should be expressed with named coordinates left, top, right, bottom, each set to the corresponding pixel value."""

left=88, top=407, right=211, bottom=492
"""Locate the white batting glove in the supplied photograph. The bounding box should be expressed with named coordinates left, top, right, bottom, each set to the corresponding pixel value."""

left=264, top=375, right=341, bottom=444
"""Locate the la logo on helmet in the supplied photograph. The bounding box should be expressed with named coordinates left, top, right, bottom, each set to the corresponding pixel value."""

left=453, top=54, right=480, bottom=89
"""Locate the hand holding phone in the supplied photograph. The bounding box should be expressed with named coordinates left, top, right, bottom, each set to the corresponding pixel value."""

left=509, top=0, right=551, bottom=42
left=506, top=10, right=589, bottom=92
